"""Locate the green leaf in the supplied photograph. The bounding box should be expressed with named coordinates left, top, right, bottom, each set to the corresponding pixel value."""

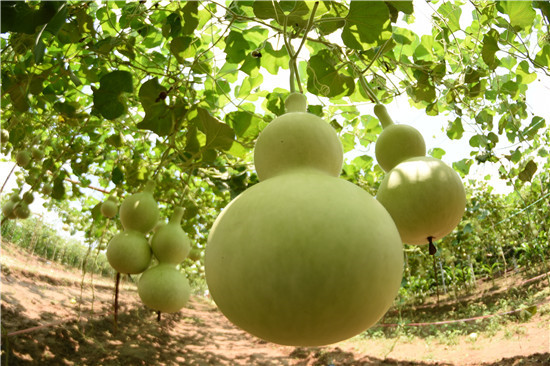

left=386, top=1, right=413, bottom=15
left=307, top=49, right=355, bottom=98
left=191, top=108, right=235, bottom=151
left=515, top=60, right=536, bottom=84
left=518, top=160, right=537, bottom=182
left=253, top=1, right=284, bottom=21
left=453, top=158, right=473, bottom=177
left=534, top=44, right=550, bottom=69
left=482, top=29, right=500, bottom=69
left=182, top=1, right=199, bottom=34
left=236, top=74, right=263, bottom=98
left=137, top=103, right=173, bottom=136
left=469, top=135, right=489, bottom=148
left=138, top=78, right=167, bottom=110
left=341, top=0, right=392, bottom=50
left=524, top=116, right=545, bottom=139
left=93, top=70, right=133, bottom=120
left=225, top=111, right=261, bottom=141
left=112, top=166, right=124, bottom=185
left=261, top=42, right=289, bottom=75
left=318, top=14, right=345, bottom=35
left=429, top=147, right=446, bottom=159
left=410, top=70, right=436, bottom=103
left=496, top=1, right=536, bottom=30
left=225, top=31, right=249, bottom=64
left=437, top=2, right=461, bottom=33
left=264, top=89, right=287, bottom=116
left=1, top=1, right=61, bottom=34
left=170, top=36, right=195, bottom=63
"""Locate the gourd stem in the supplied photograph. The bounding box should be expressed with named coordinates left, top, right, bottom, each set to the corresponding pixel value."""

left=114, top=272, right=121, bottom=334
left=428, top=237, right=440, bottom=305
left=284, top=2, right=319, bottom=94
left=157, top=310, right=161, bottom=322
left=358, top=74, right=380, bottom=104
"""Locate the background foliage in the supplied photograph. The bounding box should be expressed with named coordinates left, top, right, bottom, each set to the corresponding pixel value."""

left=1, top=0, right=549, bottom=299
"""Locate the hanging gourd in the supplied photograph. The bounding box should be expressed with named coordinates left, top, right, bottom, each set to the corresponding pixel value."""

left=150, top=207, right=191, bottom=264
left=137, top=263, right=191, bottom=313
left=205, top=93, right=404, bottom=346
left=376, top=156, right=467, bottom=245
left=119, top=180, right=159, bottom=233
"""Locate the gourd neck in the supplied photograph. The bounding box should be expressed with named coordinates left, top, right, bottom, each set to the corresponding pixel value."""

left=170, top=207, right=185, bottom=224
left=373, top=104, right=394, bottom=129
left=143, top=180, right=156, bottom=194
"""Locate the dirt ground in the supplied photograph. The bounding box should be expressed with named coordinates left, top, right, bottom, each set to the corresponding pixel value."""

left=1, top=240, right=549, bottom=365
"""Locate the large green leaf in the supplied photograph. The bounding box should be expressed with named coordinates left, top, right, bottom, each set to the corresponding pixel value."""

left=191, top=108, right=235, bottom=151
left=481, top=29, right=500, bottom=69
left=496, top=1, right=536, bottom=30
left=225, top=31, right=249, bottom=64
left=225, top=111, right=261, bottom=142
left=182, top=1, right=199, bottom=34
left=93, top=70, right=133, bottom=120
left=437, top=2, right=461, bottom=33
left=306, top=49, right=355, bottom=98
left=260, top=42, right=289, bottom=75
left=341, top=0, right=392, bottom=50
left=534, top=44, right=550, bottom=68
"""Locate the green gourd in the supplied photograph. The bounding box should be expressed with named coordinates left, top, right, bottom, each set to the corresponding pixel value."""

left=150, top=207, right=191, bottom=264
left=14, top=202, right=30, bottom=219
left=376, top=156, right=466, bottom=245
left=119, top=181, right=159, bottom=233
left=137, top=263, right=191, bottom=313
left=100, top=196, right=118, bottom=218
left=253, top=93, right=343, bottom=181
left=106, top=230, right=152, bottom=274
left=206, top=94, right=404, bottom=347
left=15, top=150, right=31, bottom=167
left=373, top=104, right=426, bottom=172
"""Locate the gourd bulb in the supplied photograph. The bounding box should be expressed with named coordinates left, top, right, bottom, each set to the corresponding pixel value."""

left=106, top=230, right=152, bottom=274
left=14, top=202, right=30, bottom=219
left=376, top=156, right=466, bottom=245
left=205, top=171, right=403, bottom=346
left=137, top=264, right=191, bottom=313
left=375, top=124, right=426, bottom=172
left=119, top=181, right=159, bottom=233
left=254, top=95, right=343, bottom=181
left=150, top=207, right=191, bottom=264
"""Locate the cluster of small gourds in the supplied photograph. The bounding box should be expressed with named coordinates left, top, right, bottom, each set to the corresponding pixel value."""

left=1, top=130, right=45, bottom=221
left=203, top=93, right=467, bottom=347
left=104, top=181, right=192, bottom=314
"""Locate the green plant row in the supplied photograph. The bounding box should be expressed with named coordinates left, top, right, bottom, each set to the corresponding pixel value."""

left=1, top=215, right=114, bottom=277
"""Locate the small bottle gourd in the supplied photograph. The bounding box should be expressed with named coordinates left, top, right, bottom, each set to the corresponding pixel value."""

left=119, top=180, right=159, bottom=233
left=205, top=93, right=404, bottom=347
left=101, top=196, right=118, bottom=218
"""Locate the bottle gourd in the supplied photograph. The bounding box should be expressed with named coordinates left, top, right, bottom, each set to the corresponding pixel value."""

left=205, top=93, right=404, bottom=346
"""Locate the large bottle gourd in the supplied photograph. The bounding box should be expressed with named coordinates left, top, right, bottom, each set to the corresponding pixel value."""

left=205, top=93, right=404, bottom=346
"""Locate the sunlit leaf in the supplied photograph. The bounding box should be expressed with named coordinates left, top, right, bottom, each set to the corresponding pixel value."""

left=341, top=0, right=392, bottom=50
